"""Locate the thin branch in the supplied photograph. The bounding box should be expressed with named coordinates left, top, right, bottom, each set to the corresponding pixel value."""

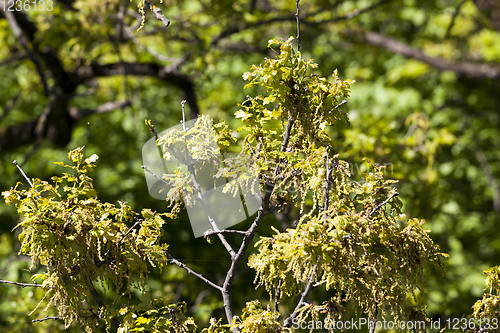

left=295, top=0, right=300, bottom=52
left=146, top=1, right=170, bottom=28
left=0, top=279, right=52, bottom=288
left=0, top=92, right=21, bottom=122
left=141, top=165, right=174, bottom=186
left=283, top=263, right=318, bottom=327
left=369, top=306, right=378, bottom=333
left=103, top=218, right=143, bottom=258
left=323, top=147, right=331, bottom=217
left=187, top=164, right=236, bottom=259
left=274, top=279, right=282, bottom=313
left=328, top=99, right=347, bottom=114
left=87, top=278, right=121, bottom=329
left=368, top=192, right=399, bottom=217
left=72, top=61, right=200, bottom=116
left=163, top=251, right=223, bottom=292
left=280, top=116, right=294, bottom=153
left=181, top=100, right=187, bottom=131
left=313, top=280, right=326, bottom=287
left=13, top=160, right=34, bottom=187
left=0, top=51, right=26, bottom=66
left=32, top=316, right=60, bottom=323
left=211, top=0, right=388, bottom=45
left=204, top=229, right=248, bottom=237
left=362, top=30, right=500, bottom=78
left=2, top=10, right=50, bottom=97
left=69, top=100, right=131, bottom=122
left=221, top=194, right=274, bottom=329
left=445, top=0, right=467, bottom=39
left=307, top=0, right=391, bottom=26
left=245, top=138, right=255, bottom=155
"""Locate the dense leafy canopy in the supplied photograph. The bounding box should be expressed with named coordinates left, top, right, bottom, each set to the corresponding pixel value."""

left=1, top=0, right=500, bottom=332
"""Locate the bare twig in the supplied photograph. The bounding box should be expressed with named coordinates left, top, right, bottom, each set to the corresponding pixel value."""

left=274, top=279, right=282, bottom=313
left=212, top=1, right=388, bottom=45
left=32, top=316, right=60, bottom=323
left=368, top=192, right=399, bottom=217
left=362, top=30, right=500, bottom=78
left=13, top=160, right=34, bottom=187
left=0, top=92, right=21, bottom=122
left=328, top=99, right=347, bottom=113
left=324, top=147, right=331, bottom=217
left=186, top=164, right=236, bottom=259
left=245, top=138, right=255, bottom=155
left=103, top=218, right=143, bottom=258
left=2, top=10, right=50, bottom=97
left=309, top=0, right=390, bottom=25
left=295, top=0, right=300, bottom=52
left=0, top=279, right=53, bottom=288
left=181, top=100, right=187, bottom=131
left=313, top=280, right=326, bottom=287
left=69, top=100, right=131, bottom=122
left=445, top=0, right=467, bottom=39
left=141, top=165, right=174, bottom=186
left=204, top=229, right=248, bottom=237
left=163, top=251, right=223, bottom=292
left=145, top=1, right=170, bottom=28
left=280, top=116, right=294, bottom=154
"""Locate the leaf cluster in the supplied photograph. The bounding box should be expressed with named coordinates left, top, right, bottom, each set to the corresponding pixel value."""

left=2, top=148, right=174, bottom=331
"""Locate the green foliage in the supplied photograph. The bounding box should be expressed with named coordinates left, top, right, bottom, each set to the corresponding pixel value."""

left=2, top=37, right=448, bottom=332
left=472, top=266, right=500, bottom=324
left=2, top=148, right=174, bottom=331
left=203, top=301, right=287, bottom=333
left=3, top=0, right=500, bottom=330
left=237, top=39, right=445, bottom=328
left=118, top=301, right=197, bottom=333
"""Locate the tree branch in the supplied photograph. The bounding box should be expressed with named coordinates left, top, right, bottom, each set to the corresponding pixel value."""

left=87, top=278, right=121, bottom=330
left=204, top=229, right=248, bottom=237
left=369, top=192, right=399, bottom=217
left=186, top=164, right=236, bottom=259
left=72, top=62, right=199, bottom=116
left=221, top=192, right=274, bottom=329
left=32, top=316, right=60, bottom=322
left=0, top=279, right=53, bottom=288
left=211, top=0, right=389, bottom=45
left=361, top=30, right=500, bottom=78
left=283, top=262, right=318, bottom=327
left=2, top=9, right=50, bottom=97
left=69, top=100, right=132, bottom=122
left=163, top=251, right=223, bottom=292
left=146, top=1, right=170, bottom=28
